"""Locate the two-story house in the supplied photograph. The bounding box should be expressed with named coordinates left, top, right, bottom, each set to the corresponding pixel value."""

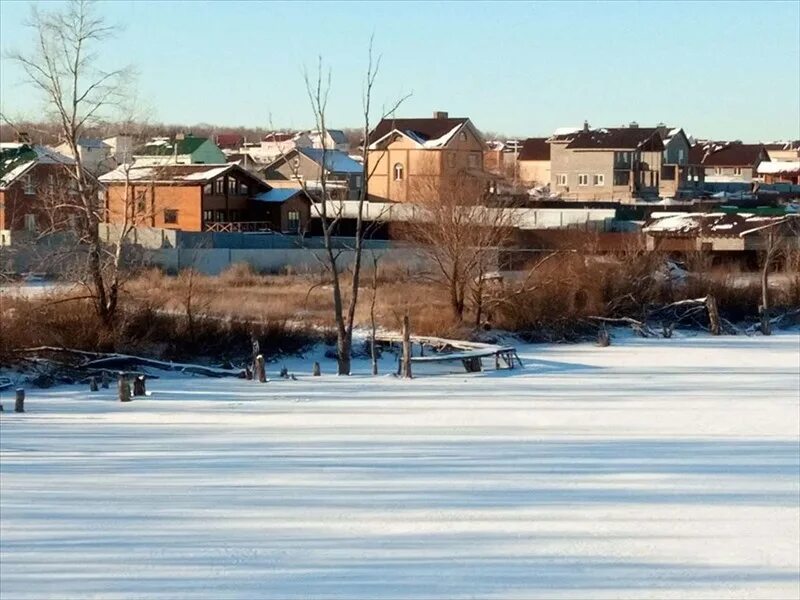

left=366, top=111, right=485, bottom=203
left=0, top=143, right=77, bottom=242
left=100, top=163, right=310, bottom=234
left=261, top=147, right=363, bottom=200
left=549, top=122, right=695, bottom=202
left=132, top=134, right=226, bottom=167
left=307, top=129, right=349, bottom=152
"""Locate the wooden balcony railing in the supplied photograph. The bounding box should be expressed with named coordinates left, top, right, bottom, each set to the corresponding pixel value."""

left=203, top=221, right=275, bottom=233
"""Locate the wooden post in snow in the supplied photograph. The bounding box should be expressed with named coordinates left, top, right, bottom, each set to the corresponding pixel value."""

left=133, top=375, right=147, bottom=397
left=254, top=355, right=266, bottom=383
left=118, top=374, right=131, bottom=402
left=89, top=377, right=98, bottom=392
left=312, top=361, right=321, bottom=377
left=14, top=389, right=25, bottom=413
left=101, top=372, right=109, bottom=389
left=705, top=295, right=721, bottom=335
left=401, top=313, right=412, bottom=379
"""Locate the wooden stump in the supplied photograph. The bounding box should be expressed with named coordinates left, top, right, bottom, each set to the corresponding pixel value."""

left=118, top=374, right=131, bottom=402
left=89, top=377, right=98, bottom=392
left=706, top=295, right=721, bottom=336
left=597, top=329, right=611, bottom=347
left=101, top=372, right=109, bottom=389
left=133, top=376, right=147, bottom=397
left=245, top=366, right=253, bottom=380
left=662, top=323, right=674, bottom=338
left=401, top=313, right=412, bottom=379
left=759, top=306, right=771, bottom=336
left=312, top=361, right=321, bottom=377
left=255, top=355, right=266, bottom=383
left=14, top=389, right=25, bottom=413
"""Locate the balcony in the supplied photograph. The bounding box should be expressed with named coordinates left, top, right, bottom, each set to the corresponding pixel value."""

left=203, top=221, right=275, bottom=233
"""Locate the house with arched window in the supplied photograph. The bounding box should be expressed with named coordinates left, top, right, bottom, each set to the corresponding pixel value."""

left=366, top=111, right=486, bottom=203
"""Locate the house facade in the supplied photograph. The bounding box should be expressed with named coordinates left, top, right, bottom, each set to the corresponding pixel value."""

left=132, top=134, right=226, bottom=167
left=307, top=129, right=349, bottom=152
left=366, top=111, right=485, bottom=203
left=0, top=143, right=77, bottom=241
left=54, top=138, right=113, bottom=174
left=698, top=142, right=770, bottom=183
left=549, top=123, right=694, bottom=202
left=261, top=147, right=363, bottom=200
left=517, top=138, right=551, bottom=185
left=99, top=163, right=309, bottom=233
left=763, top=141, right=799, bottom=163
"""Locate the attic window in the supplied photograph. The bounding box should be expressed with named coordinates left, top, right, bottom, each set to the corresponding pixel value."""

left=459, top=132, right=467, bottom=142
left=393, top=163, right=404, bottom=181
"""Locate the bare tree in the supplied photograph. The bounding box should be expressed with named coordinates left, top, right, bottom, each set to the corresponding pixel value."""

left=401, top=166, right=517, bottom=323
left=753, top=216, right=800, bottom=335
left=275, top=40, right=409, bottom=374
left=5, top=0, right=133, bottom=328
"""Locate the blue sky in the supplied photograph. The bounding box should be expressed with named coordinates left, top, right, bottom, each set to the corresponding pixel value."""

left=1, top=0, right=798, bottom=141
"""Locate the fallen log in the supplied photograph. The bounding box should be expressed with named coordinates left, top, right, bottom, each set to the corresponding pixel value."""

left=81, top=355, right=245, bottom=378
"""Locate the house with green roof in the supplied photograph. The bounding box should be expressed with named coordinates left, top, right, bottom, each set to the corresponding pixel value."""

left=132, top=134, right=226, bottom=167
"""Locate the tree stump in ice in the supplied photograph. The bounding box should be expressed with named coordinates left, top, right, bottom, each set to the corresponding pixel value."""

left=101, top=372, right=109, bottom=389
left=14, top=389, right=25, bottom=413
left=255, top=355, right=266, bottom=383
left=706, top=295, right=721, bottom=336
left=597, top=329, right=611, bottom=347
left=133, top=376, right=147, bottom=397
left=312, top=362, right=321, bottom=377
left=89, top=377, right=98, bottom=392
left=118, top=374, right=131, bottom=402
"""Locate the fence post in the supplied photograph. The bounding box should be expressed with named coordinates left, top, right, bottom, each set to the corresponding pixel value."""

left=14, top=389, right=25, bottom=413
left=401, top=313, right=412, bottom=379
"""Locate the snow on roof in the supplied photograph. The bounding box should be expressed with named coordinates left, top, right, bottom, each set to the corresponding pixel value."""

left=298, top=148, right=363, bottom=173
left=77, top=138, right=110, bottom=149
left=553, top=126, right=581, bottom=136
left=643, top=212, right=796, bottom=237
left=99, top=163, right=236, bottom=183
left=757, top=160, right=800, bottom=174
left=0, top=144, right=74, bottom=188
left=252, top=188, right=303, bottom=203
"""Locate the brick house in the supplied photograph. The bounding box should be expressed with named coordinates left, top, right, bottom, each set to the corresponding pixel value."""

left=0, top=143, right=78, bottom=242
left=366, top=111, right=486, bottom=203
left=99, top=163, right=310, bottom=234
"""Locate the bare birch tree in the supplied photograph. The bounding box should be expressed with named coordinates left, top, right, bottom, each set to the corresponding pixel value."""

left=5, top=0, right=133, bottom=327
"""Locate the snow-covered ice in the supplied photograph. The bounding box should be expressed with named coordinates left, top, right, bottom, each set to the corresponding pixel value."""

left=1, top=334, right=799, bottom=599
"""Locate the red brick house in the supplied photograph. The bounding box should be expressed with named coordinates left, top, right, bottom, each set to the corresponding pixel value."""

left=0, top=143, right=78, bottom=240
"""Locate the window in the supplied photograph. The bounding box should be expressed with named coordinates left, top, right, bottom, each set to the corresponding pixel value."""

left=733, top=167, right=742, bottom=176
left=556, top=174, right=567, bottom=186
left=593, top=174, right=605, bottom=186
left=468, top=153, right=480, bottom=169
left=459, top=132, right=467, bottom=142
left=447, top=152, right=456, bottom=168
left=203, top=209, right=214, bottom=222
left=164, top=209, right=178, bottom=224
left=239, top=181, right=248, bottom=195
left=24, top=214, right=36, bottom=232
left=393, top=163, right=404, bottom=181
left=678, top=148, right=685, bottom=162
left=23, top=175, right=35, bottom=195
left=287, top=210, right=300, bottom=232
left=714, top=167, right=722, bottom=175
left=203, top=183, right=212, bottom=195
left=353, top=175, right=362, bottom=188
left=215, top=210, right=225, bottom=222
left=578, top=174, right=589, bottom=186
left=214, top=178, right=225, bottom=195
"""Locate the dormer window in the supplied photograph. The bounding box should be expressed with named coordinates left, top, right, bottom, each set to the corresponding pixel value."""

left=393, top=163, right=404, bottom=181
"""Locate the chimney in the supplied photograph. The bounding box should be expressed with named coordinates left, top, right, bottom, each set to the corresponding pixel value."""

left=629, top=121, right=639, bottom=128
left=433, top=111, right=448, bottom=120
left=17, top=131, right=30, bottom=144
left=583, top=120, right=590, bottom=132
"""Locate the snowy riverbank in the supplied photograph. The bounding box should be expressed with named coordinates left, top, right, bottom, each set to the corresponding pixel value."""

left=1, top=333, right=799, bottom=599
